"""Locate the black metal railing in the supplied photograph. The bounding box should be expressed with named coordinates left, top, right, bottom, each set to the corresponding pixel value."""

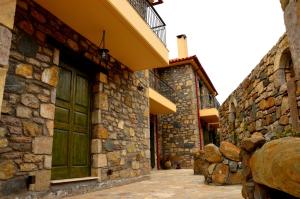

left=128, top=0, right=166, bottom=45
left=149, top=70, right=175, bottom=103
left=199, top=94, right=220, bottom=110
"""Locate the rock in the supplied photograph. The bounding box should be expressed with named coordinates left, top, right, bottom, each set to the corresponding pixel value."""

left=220, top=141, right=240, bottom=161
left=208, top=163, right=216, bottom=175
left=212, top=163, right=229, bottom=185
left=228, top=160, right=238, bottom=173
left=40, top=104, right=55, bottom=119
left=279, top=115, right=289, bottom=125
left=132, top=161, right=140, bottom=170
left=20, top=163, right=37, bottom=172
left=94, top=92, right=108, bottom=111
left=107, top=151, right=120, bottom=165
left=250, top=137, right=300, bottom=198
left=204, top=144, right=223, bottom=163
left=93, top=125, right=108, bottom=139
left=92, top=154, right=107, bottom=168
left=21, top=94, right=40, bottom=108
left=16, top=64, right=33, bottom=78
left=23, top=121, right=42, bottom=137
left=41, top=66, right=59, bottom=87
left=32, top=137, right=53, bottom=154
left=23, top=154, right=43, bottom=163
left=0, top=138, right=8, bottom=148
left=194, top=151, right=209, bottom=175
left=0, top=160, right=16, bottom=180
left=227, top=170, right=243, bottom=185
left=164, top=160, right=172, bottom=169
left=241, top=132, right=266, bottom=152
left=16, top=105, right=32, bottom=118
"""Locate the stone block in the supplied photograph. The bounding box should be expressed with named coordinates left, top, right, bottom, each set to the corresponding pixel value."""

left=15, top=64, right=33, bottom=78
left=20, top=163, right=37, bottom=172
left=0, top=176, right=27, bottom=195
left=29, top=170, right=51, bottom=191
left=44, top=155, right=52, bottom=169
left=0, top=160, right=16, bottom=180
left=53, top=48, right=60, bottom=66
left=0, top=138, right=8, bottom=148
left=92, top=154, right=107, bottom=168
left=21, top=94, right=40, bottom=108
left=107, top=151, right=121, bottom=164
left=97, top=72, right=108, bottom=84
left=16, top=105, right=32, bottom=118
left=91, top=168, right=102, bottom=182
left=132, top=161, right=140, bottom=170
left=93, top=125, right=108, bottom=139
left=0, top=67, right=8, bottom=116
left=23, top=154, right=43, bottom=163
left=32, top=137, right=53, bottom=154
left=94, top=92, right=108, bottom=110
left=40, top=104, right=55, bottom=119
left=92, top=110, right=101, bottom=124
left=91, top=139, right=102, bottom=154
left=41, top=66, right=59, bottom=87
left=23, top=121, right=42, bottom=137
left=46, top=120, right=54, bottom=136
left=118, top=120, right=124, bottom=129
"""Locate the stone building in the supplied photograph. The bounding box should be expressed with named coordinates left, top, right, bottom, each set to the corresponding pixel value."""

left=219, top=34, right=300, bottom=145
left=151, top=35, right=220, bottom=169
left=0, top=0, right=177, bottom=197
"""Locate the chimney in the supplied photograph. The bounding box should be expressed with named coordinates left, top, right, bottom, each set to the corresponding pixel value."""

left=177, top=34, right=188, bottom=58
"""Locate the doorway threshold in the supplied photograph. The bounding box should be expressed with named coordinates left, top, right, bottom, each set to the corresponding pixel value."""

left=51, top=177, right=99, bottom=184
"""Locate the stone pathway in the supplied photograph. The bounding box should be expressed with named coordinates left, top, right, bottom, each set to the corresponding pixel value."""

left=67, top=169, right=243, bottom=199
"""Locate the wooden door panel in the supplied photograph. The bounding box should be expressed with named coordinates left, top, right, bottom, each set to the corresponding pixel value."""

left=72, top=132, right=89, bottom=166
left=56, top=68, right=72, bottom=102
left=75, top=75, right=89, bottom=107
left=54, top=106, right=70, bottom=124
left=74, top=112, right=88, bottom=129
left=52, top=129, right=69, bottom=166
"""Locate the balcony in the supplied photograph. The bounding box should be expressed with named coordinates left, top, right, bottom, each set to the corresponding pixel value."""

left=199, top=95, right=220, bottom=127
left=149, top=70, right=176, bottom=114
left=35, top=0, right=169, bottom=71
left=128, top=0, right=166, bottom=45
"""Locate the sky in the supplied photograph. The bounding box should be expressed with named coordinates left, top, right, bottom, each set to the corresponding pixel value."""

left=155, top=0, right=286, bottom=104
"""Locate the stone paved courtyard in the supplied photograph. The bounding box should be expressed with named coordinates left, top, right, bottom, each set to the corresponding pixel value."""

left=67, top=169, right=243, bottom=199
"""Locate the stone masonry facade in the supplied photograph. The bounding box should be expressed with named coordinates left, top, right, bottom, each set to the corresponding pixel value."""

left=219, top=34, right=300, bottom=145
left=157, top=64, right=200, bottom=168
left=0, top=0, right=151, bottom=197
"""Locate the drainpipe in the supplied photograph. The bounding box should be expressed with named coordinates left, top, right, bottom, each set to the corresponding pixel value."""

left=155, top=115, right=160, bottom=170
left=195, top=74, right=204, bottom=150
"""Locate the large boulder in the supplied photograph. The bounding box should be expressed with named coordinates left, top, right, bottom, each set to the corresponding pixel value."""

left=194, top=151, right=209, bottom=175
left=220, top=141, right=240, bottom=161
left=212, top=163, right=229, bottom=185
left=250, top=137, right=300, bottom=198
left=204, top=144, right=223, bottom=163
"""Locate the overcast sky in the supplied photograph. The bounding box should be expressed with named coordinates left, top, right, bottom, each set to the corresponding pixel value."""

left=156, top=0, right=286, bottom=104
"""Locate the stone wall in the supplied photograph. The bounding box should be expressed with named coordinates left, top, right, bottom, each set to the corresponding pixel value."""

left=219, top=34, right=300, bottom=145
left=0, top=0, right=150, bottom=196
left=157, top=64, right=200, bottom=168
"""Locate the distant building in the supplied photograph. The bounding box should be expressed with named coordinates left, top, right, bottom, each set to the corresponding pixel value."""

left=149, top=35, right=220, bottom=169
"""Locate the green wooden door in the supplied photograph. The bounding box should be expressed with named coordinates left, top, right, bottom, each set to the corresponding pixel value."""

left=51, top=64, right=91, bottom=180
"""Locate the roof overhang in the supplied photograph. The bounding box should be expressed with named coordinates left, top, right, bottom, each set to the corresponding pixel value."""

left=168, top=56, right=218, bottom=96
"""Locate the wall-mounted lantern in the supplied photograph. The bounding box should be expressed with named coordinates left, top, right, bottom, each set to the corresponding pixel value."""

left=98, top=30, right=110, bottom=66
